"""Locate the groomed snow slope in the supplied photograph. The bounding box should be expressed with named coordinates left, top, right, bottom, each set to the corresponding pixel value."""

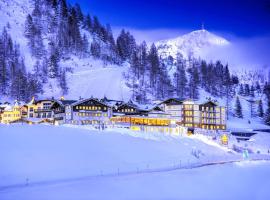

left=40, top=57, right=131, bottom=100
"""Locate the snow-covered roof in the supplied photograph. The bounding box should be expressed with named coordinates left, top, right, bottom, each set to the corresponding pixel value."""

left=100, top=97, right=123, bottom=107
left=27, top=97, right=36, bottom=105
left=71, top=97, right=111, bottom=107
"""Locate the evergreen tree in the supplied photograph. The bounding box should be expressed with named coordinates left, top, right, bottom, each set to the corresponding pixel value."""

left=0, top=34, right=8, bottom=95
left=188, top=65, right=200, bottom=100
left=255, top=81, right=261, bottom=93
left=244, top=84, right=250, bottom=96
left=59, top=68, right=68, bottom=95
left=250, top=85, right=255, bottom=97
left=24, top=14, right=35, bottom=39
left=74, top=3, right=84, bottom=23
left=264, top=101, right=270, bottom=125
left=27, top=73, right=43, bottom=100
left=56, top=0, right=69, bottom=51
left=234, top=96, right=243, bottom=118
left=239, top=84, right=244, bottom=95
left=174, top=58, right=187, bottom=99
left=83, top=14, right=92, bottom=32
left=263, top=83, right=270, bottom=125
left=257, top=99, right=264, bottom=117
left=90, top=39, right=101, bottom=58
left=47, top=42, right=60, bottom=78
left=82, top=34, right=89, bottom=53
left=148, top=44, right=160, bottom=92
left=116, top=29, right=136, bottom=61
left=68, top=7, right=83, bottom=52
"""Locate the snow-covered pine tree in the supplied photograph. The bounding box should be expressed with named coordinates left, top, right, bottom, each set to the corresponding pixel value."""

left=90, top=39, right=101, bottom=58
left=116, top=29, right=136, bottom=62
left=174, top=55, right=187, bottom=99
left=83, top=14, right=92, bottom=32
left=234, top=96, right=243, bottom=118
left=59, top=68, right=68, bottom=95
left=56, top=0, right=69, bottom=52
left=200, top=60, right=208, bottom=89
left=255, top=81, right=261, bottom=93
left=158, top=63, right=173, bottom=99
left=148, top=43, right=160, bottom=95
left=238, top=84, right=244, bottom=95
left=0, top=33, right=8, bottom=95
left=47, top=42, right=60, bottom=78
left=129, top=49, right=141, bottom=101
left=244, top=84, right=250, bottom=96
left=250, top=85, right=255, bottom=97
left=257, top=99, right=264, bottom=117
left=263, top=83, right=270, bottom=124
left=27, top=73, right=43, bottom=100
left=68, top=7, right=83, bottom=52
left=223, top=65, right=233, bottom=119
left=135, top=41, right=148, bottom=103
left=187, top=64, right=200, bottom=100
left=74, top=3, right=84, bottom=23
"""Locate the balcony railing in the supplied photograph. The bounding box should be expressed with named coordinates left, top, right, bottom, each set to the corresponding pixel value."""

left=34, top=109, right=52, bottom=113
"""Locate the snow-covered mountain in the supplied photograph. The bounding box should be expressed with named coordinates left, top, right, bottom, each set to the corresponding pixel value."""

left=156, top=29, right=230, bottom=59
left=0, top=0, right=131, bottom=101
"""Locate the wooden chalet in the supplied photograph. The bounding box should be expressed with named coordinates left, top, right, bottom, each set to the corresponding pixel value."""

left=67, top=97, right=113, bottom=126
left=51, top=99, right=77, bottom=125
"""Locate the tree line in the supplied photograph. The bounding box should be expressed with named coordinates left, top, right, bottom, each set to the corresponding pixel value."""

left=0, top=27, right=42, bottom=102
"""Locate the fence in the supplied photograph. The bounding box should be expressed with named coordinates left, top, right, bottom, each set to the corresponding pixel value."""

left=1, top=151, right=269, bottom=192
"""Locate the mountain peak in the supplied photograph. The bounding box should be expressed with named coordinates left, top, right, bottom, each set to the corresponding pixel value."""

left=156, top=29, right=229, bottom=59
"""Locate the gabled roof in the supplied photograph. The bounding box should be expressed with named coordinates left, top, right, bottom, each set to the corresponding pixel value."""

left=158, top=98, right=184, bottom=105
left=59, top=100, right=77, bottom=106
left=200, top=100, right=218, bottom=106
left=116, top=102, right=140, bottom=110
left=71, top=97, right=111, bottom=107
left=100, top=97, right=123, bottom=107
left=35, top=99, right=55, bottom=104
left=52, top=100, right=77, bottom=107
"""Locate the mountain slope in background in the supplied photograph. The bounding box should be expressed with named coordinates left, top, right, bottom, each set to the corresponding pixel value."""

left=156, top=29, right=230, bottom=59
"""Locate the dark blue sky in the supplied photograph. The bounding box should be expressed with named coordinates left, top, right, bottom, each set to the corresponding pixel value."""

left=68, top=0, right=270, bottom=38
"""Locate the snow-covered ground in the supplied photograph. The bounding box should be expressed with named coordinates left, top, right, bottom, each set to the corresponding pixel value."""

left=40, top=56, right=131, bottom=100
left=0, top=124, right=270, bottom=200
left=1, top=161, right=270, bottom=200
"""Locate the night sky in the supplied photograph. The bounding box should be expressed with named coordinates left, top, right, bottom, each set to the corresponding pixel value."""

left=68, top=0, right=270, bottom=38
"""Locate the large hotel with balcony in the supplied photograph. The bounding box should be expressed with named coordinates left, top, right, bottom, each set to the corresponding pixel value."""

left=159, top=98, right=226, bottom=130
left=110, top=98, right=226, bottom=131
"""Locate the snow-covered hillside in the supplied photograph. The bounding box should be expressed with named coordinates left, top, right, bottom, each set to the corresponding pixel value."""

left=0, top=0, right=36, bottom=70
left=41, top=57, right=132, bottom=100
left=0, top=0, right=130, bottom=100
left=156, top=29, right=230, bottom=59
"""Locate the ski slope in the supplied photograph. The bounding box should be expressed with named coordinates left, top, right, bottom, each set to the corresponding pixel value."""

left=40, top=57, right=131, bottom=100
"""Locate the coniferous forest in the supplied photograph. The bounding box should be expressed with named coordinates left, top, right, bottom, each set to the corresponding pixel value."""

left=1, top=0, right=270, bottom=124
